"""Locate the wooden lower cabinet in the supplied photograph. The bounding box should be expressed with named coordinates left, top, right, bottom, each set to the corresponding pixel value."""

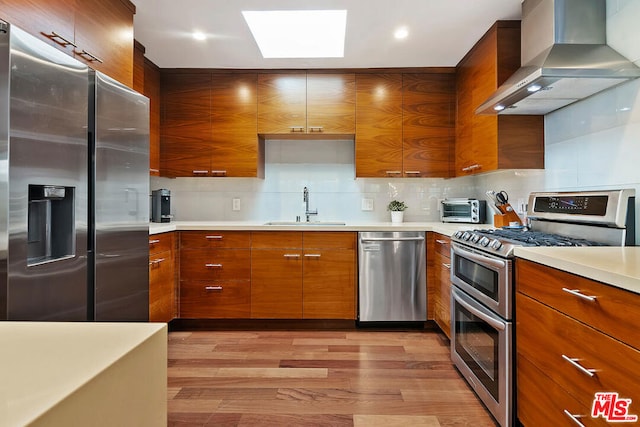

left=516, top=259, right=640, bottom=426
left=148, top=232, right=177, bottom=322
left=431, top=233, right=451, bottom=337
left=302, top=232, right=356, bottom=319
left=251, top=232, right=303, bottom=318
left=250, top=231, right=356, bottom=319
left=179, top=231, right=251, bottom=318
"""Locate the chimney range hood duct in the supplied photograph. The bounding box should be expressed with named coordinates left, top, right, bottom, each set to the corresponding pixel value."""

left=476, top=0, right=640, bottom=115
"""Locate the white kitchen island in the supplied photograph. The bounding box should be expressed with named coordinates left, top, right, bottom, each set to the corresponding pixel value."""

left=0, top=322, right=167, bottom=427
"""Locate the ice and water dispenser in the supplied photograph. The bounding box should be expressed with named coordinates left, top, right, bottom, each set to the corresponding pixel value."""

left=27, top=185, right=75, bottom=266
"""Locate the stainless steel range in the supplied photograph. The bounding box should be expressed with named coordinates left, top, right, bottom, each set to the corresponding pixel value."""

left=449, top=189, right=636, bottom=427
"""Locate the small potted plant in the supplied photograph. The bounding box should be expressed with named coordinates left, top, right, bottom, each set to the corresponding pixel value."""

left=387, top=200, right=407, bottom=223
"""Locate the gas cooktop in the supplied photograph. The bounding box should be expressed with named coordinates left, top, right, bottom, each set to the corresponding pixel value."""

left=451, top=189, right=635, bottom=258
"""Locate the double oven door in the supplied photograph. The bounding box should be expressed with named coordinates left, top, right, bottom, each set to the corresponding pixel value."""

left=450, top=242, right=514, bottom=427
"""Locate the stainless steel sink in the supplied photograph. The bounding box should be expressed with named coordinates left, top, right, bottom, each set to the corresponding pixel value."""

left=264, top=221, right=346, bottom=226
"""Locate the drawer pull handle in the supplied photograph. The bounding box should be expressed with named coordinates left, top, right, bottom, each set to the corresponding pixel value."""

left=404, top=171, right=421, bottom=175
left=289, top=126, right=305, bottom=132
left=149, top=258, right=165, bottom=266
left=442, top=263, right=451, bottom=269
left=205, top=286, right=223, bottom=291
left=74, top=49, right=103, bottom=63
left=563, top=409, right=586, bottom=427
left=562, top=288, right=596, bottom=302
left=205, top=263, right=223, bottom=268
left=561, top=354, right=596, bottom=377
left=304, top=254, right=321, bottom=258
left=192, top=170, right=209, bottom=175
left=45, top=31, right=77, bottom=47
left=435, top=239, right=448, bottom=245
left=206, top=235, right=223, bottom=240
left=149, top=239, right=161, bottom=245
left=210, top=170, right=227, bottom=176
left=385, top=170, right=402, bottom=175
left=308, top=126, right=323, bottom=132
left=283, top=254, right=300, bottom=258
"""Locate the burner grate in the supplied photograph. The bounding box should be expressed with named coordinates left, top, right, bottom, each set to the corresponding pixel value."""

left=476, top=229, right=607, bottom=247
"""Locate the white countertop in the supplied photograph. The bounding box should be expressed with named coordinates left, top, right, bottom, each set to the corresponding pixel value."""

left=0, top=322, right=167, bottom=427
left=149, top=221, right=473, bottom=236
left=514, top=246, right=640, bottom=295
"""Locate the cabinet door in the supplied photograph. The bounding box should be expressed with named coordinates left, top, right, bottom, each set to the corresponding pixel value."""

left=433, top=250, right=451, bottom=337
left=160, top=73, right=212, bottom=177
left=144, top=58, right=161, bottom=176
left=211, top=73, right=260, bottom=177
left=74, top=0, right=135, bottom=87
left=149, top=250, right=175, bottom=322
left=0, top=0, right=75, bottom=54
left=251, top=249, right=303, bottom=318
left=303, top=248, right=355, bottom=319
left=306, top=74, right=355, bottom=135
left=257, top=73, right=307, bottom=134
left=402, top=74, right=455, bottom=178
left=355, top=74, right=403, bottom=177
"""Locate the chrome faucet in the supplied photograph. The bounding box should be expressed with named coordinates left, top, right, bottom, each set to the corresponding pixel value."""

left=303, top=187, right=318, bottom=222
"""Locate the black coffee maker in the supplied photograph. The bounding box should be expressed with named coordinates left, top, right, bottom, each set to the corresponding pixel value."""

left=151, top=189, right=171, bottom=223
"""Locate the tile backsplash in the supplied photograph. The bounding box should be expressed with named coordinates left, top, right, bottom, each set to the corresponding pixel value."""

left=152, top=0, right=640, bottom=242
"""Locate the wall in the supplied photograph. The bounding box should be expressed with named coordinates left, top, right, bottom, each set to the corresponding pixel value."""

left=151, top=139, right=476, bottom=223
left=152, top=0, right=640, bottom=233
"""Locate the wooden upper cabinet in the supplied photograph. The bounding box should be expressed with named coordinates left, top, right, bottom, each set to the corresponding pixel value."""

left=211, top=73, right=262, bottom=178
left=257, top=73, right=355, bottom=135
left=0, top=0, right=135, bottom=87
left=455, top=21, right=544, bottom=176
left=257, top=73, right=307, bottom=134
left=306, top=73, right=355, bottom=134
left=403, top=73, right=456, bottom=178
left=160, top=72, right=212, bottom=177
left=0, top=0, right=76, bottom=54
left=144, top=57, right=161, bottom=176
left=73, top=0, right=135, bottom=87
left=355, top=73, right=403, bottom=177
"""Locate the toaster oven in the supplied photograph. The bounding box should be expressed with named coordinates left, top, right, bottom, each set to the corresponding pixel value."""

left=440, top=198, right=486, bottom=224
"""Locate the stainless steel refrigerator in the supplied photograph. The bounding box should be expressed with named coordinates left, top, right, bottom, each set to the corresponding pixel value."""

left=0, top=22, right=149, bottom=321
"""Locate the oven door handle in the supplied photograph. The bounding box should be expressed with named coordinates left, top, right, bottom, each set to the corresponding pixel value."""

left=452, top=243, right=506, bottom=270
left=454, top=290, right=506, bottom=331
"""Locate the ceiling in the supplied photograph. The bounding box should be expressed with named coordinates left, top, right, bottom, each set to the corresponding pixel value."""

left=131, top=0, right=522, bottom=69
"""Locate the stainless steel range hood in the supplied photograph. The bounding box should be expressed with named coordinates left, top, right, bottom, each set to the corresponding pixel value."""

left=476, top=0, right=640, bottom=115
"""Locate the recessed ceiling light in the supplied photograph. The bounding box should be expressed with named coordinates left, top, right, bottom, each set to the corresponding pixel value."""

left=192, top=31, right=207, bottom=41
left=242, top=10, right=347, bottom=58
left=394, top=27, right=409, bottom=40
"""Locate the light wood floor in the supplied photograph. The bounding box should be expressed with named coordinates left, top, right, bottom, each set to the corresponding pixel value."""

left=167, top=328, right=497, bottom=426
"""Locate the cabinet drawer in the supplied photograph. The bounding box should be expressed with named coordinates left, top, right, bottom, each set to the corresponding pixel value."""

left=180, top=231, right=251, bottom=249
left=251, top=231, right=302, bottom=248
left=149, top=232, right=175, bottom=255
left=180, top=280, right=250, bottom=318
left=303, top=232, right=356, bottom=250
left=180, top=249, right=250, bottom=281
left=517, top=259, right=640, bottom=350
left=517, top=292, right=640, bottom=411
left=517, top=354, right=607, bottom=427
left=434, top=234, right=451, bottom=258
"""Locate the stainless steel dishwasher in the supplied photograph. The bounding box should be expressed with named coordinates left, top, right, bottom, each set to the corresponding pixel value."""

left=358, top=231, right=426, bottom=322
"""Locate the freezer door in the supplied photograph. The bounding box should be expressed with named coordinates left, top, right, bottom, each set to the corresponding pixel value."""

left=6, top=25, right=89, bottom=320
left=92, top=72, right=149, bottom=321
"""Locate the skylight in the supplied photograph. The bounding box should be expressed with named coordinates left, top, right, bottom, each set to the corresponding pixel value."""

left=242, top=10, right=347, bottom=59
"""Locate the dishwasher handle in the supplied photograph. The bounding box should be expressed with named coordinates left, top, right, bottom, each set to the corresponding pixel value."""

left=360, top=236, right=425, bottom=242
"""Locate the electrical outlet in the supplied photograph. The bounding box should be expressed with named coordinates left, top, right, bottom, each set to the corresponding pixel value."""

left=361, top=198, right=374, bottom=211
left=232, top=198, right=241, bottom=211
